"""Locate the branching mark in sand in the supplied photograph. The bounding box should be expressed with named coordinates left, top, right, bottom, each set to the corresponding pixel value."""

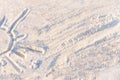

left=0, top=9, right=46, bottom=72
left=0, top=8, right=45, bottom=73
left=0, top=8, right=30, bottom=56
left=0, top=8, right=31, bottom=73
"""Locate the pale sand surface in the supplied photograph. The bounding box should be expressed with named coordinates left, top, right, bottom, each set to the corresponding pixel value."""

left=0, top=0, right=120, bottom=80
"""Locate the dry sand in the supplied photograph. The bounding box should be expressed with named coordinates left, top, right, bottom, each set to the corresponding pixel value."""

left=0, top=0, right=120, bottom=80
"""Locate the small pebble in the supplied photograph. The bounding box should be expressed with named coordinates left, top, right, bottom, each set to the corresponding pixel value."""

left=32, top=60, right=42, bottom=70
left=0, top=60, right=7, bottom=66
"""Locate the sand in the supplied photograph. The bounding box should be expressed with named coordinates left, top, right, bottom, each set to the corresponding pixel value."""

left=0, top=0, right=120, bottom=80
